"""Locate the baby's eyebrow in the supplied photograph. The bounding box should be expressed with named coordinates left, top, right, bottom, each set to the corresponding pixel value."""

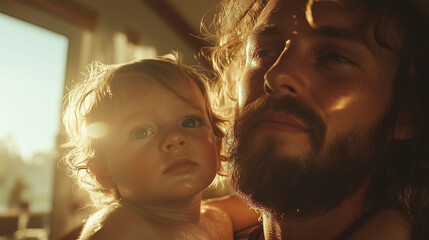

left=185, top=103, right=206, bottom=114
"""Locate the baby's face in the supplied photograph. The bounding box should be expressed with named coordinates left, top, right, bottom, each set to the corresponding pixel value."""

left=103, top=73, right=219, bottom=206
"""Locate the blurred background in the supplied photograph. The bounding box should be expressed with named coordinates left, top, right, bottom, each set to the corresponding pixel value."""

left=0, top=0, right=220, bottom=239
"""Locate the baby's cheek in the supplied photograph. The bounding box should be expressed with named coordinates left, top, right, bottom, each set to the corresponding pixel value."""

left=192, top=128, right=217, bottom=144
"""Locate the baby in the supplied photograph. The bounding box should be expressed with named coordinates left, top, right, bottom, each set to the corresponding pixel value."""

left=62, top=53, right=260, bottom=239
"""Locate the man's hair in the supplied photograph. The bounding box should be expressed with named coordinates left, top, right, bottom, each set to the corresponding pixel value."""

left=203, top=0, right=429, bottom=238
left=62, top=53, right=225, bottom=207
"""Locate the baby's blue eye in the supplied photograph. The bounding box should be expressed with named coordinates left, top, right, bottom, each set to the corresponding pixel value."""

left=181, top=117, right=201, bottom=128
left=132, top=127, right=153, bottom=140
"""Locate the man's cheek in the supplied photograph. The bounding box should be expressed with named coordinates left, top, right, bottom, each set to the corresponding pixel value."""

left=238, top=69, right=266, bottom=109
left=238, top=70, right=250, bottom=109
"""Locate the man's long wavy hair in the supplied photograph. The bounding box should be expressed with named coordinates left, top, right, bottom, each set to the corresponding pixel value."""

left=202, top=0, right=429, bottom=238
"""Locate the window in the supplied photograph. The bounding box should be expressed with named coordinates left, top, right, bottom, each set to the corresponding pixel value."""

left=0, top=12, right=68, bottom=238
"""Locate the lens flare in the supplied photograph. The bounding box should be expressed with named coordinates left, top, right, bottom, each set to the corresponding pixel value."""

left=86, top=122, right=109, bottom=138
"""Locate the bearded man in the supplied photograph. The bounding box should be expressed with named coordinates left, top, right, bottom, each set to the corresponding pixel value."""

left=205, top=0, right=429, bottom=239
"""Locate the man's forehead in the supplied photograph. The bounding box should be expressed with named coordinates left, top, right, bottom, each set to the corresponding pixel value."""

left=257, top=0, right=367, bottom=28
left=251, top=0, right=374, bottom=42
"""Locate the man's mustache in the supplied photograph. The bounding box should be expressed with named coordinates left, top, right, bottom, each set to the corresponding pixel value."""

left=236, top=95, right=326, bottom=146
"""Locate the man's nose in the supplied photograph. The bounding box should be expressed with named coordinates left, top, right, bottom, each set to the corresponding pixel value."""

left=264, top=42, right=306, bottom=96
left=161, top=130, right=187, bottom=152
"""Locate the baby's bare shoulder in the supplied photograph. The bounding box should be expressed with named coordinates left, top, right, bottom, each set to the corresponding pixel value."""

left=201, top=204, right=234, bottom=239
left=201, top=202, right=230, bottom=222
left=78, top=205, right=158, bottom=240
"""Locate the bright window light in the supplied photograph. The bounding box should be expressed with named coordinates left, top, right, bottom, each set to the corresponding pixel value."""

left=0, top=12, right=68, bottom=213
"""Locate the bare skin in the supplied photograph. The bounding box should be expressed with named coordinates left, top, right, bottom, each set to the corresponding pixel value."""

left=204, top=195, right=260, bottom=233
left=79, top=199, right=233, bottom=240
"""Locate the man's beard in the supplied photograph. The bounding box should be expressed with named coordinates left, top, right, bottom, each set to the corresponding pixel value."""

left=231, top=95, right=390, bottom=219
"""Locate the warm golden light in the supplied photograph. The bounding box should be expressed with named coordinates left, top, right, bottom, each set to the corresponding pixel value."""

left=305, top=0, right=315, bottom=28
left=86, top=122, right=109, bottom=138
left=330, top=96, right=354, bottom=111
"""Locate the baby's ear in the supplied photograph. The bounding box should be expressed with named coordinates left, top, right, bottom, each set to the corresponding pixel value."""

left=88, top=159, right=116, bottom=189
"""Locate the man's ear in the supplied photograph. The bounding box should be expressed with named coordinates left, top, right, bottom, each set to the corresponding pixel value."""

left=394, top=124, right=419, bottom=140
left=88, top=159, right=116, bottom=189
left=393, top=111, right=420, bottom=140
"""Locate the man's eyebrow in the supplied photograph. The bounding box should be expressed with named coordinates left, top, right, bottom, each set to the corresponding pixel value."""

left=312, top=26, right=373, bottom=52
left=250, top=24, right=281, bottom=36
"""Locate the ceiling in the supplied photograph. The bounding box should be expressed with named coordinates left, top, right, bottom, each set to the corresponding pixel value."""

left=10, top=0, right=221, bottom=63
left=69, top=0, right=221, bottom=51
left=164, top=0, right=219, bottom=33
left=140, top=0, right=220, bottom=51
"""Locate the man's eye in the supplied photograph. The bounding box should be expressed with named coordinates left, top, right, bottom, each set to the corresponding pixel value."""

left=317, top=53, right=354, bottom=65
left=253, top=49, right=279, bottom=59
left=181, top=117, right=201, bottom=128
left=132, top=127, right=153, bottom=140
